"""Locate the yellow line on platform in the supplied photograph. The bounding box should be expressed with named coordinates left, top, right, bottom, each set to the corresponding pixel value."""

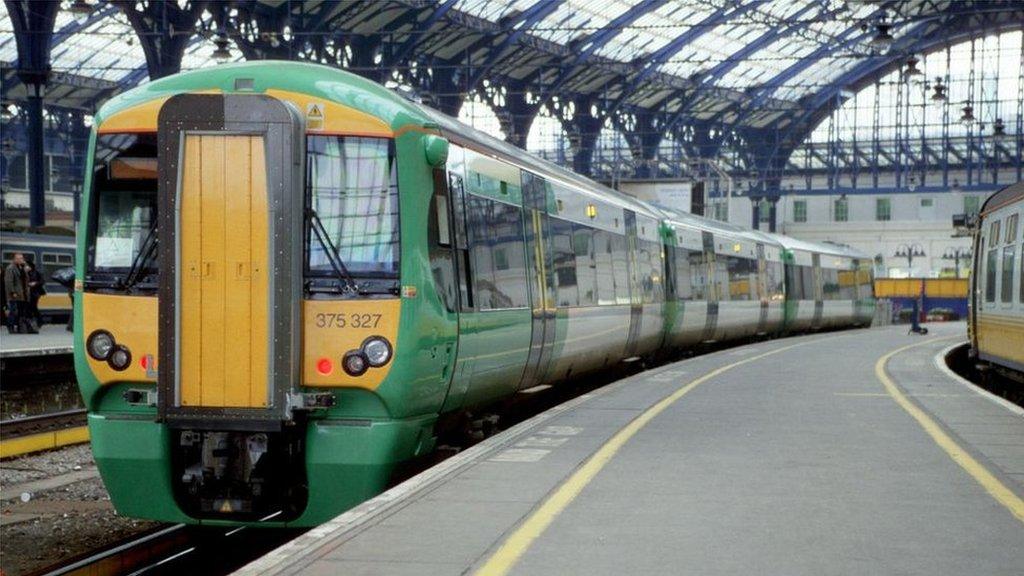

left=0, top=426, right=90, bottom=459
left=876, top=338, right=1024, bottom=525
left=474, top=340, right=810, bottom=576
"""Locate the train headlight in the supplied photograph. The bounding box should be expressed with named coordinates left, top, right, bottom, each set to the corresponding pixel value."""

left=342, top=350, right=369, bottom=377
left=108, top=345, right=132, bottom=371
left=87, top=330, right=115, bottom=361
left=361, top=336, right=393, bottom=367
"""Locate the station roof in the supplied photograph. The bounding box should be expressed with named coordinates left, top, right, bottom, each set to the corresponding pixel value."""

left=1, top=1, right=1020, bottom=137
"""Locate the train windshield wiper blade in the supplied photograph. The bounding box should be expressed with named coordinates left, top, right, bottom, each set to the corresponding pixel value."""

left=306, top=208, right=360, bottom=294
left=120, top=222, right=158, bottom=291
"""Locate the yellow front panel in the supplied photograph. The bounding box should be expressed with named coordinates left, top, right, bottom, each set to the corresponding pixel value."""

left=302, top=299, right=401, bottom=390
left=81, top=293, right=158, bottom=384
left=179, top=134, right=268, bottom=408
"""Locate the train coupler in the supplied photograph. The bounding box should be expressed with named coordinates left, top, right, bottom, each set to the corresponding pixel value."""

left=287, top=392, right=336, bottom=411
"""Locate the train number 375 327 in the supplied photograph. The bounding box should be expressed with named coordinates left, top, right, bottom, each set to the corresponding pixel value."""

left=315, top=313, right=383, bottom=329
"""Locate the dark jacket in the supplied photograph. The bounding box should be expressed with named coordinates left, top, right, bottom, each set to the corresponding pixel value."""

left=26, top=266, right=46, bottom=298
left=4, top=263, right=28, bottom=302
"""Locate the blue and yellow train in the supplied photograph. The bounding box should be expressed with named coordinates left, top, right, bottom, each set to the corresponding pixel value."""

left=76, top=61, right=873, bottom=527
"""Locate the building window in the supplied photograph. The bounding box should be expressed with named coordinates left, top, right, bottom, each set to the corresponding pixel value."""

left=714, top=202, right=728, bottom=221
left=964, top=195, right=980, bottom=216
left=876, top=198, right=891, bottom=221
left=920, top=198, right=933, bottom=208
left=834, top=198, right=848, bottom=222
left=758, top=199, right=771, bottom=223
left=793, top=200, right=807, bottom=223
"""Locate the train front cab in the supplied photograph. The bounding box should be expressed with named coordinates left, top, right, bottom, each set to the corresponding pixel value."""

left=77, top=77, right=445, bottom=526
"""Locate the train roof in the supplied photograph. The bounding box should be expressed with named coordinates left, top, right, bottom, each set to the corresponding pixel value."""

left=95, top=61, right=430, bottom=133
left=658, top=206, right=781, bottom=246
left=763, top=233, right=869, bottom=260
left=414, top=103, right=660, bottom=219
left=980, top=181, right=1024, bottom=216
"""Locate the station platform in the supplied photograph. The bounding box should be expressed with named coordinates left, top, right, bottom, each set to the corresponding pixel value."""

left=239, top=323, right=1024, bottom=576
left=0, top=325, right=73, bottom=359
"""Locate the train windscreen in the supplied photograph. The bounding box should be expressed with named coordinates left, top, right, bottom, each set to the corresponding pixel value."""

left=305, top=135, right=399, bottom=279
left=87, top=133, right=159, bottom=286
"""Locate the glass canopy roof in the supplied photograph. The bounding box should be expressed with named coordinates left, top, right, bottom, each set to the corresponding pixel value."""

left=453, top=0, right=895, bottom=101
left=0, top=0, right=945, bottom=116
left=0, top=3, right=242, bottom=88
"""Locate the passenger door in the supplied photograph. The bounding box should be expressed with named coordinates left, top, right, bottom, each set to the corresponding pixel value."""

left=157, top=94, right=304, bottom=424
left=519, top=172, right=558, bottom=390
left=700, top=231, right=719, bottom=342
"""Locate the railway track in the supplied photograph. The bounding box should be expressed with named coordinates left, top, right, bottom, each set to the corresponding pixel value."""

left=30, top=521, right=302, bottom=576
left=0, top=409, right=89, bottom=458
left=0, top=409, right=87, bottom=439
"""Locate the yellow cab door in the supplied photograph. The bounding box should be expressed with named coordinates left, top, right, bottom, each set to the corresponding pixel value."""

left=178, top=134, right=269, bottom=408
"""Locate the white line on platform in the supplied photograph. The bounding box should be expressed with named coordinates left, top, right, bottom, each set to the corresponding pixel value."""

left=934, top=343, right=1024, bottom=417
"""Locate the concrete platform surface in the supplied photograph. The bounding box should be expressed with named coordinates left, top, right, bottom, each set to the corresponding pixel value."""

left=238, top=324, right=1024, bottom=576
left=0, top=325, right=73, bottom=359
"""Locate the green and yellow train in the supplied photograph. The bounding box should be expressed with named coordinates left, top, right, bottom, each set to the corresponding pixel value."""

left=76, top=61, right=874, bottom=527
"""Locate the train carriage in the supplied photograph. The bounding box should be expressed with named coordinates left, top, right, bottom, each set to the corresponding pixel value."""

left=76, top=61, right=873, bottom=527
left=969, top=182, right=1024, bottom=380
left=1, top=231, right=75, bottom=322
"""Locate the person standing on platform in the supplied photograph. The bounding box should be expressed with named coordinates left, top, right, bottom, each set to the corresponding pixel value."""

left=4, top=253, right=35, bottom=334
left=24, top=257, right=46, bottom=330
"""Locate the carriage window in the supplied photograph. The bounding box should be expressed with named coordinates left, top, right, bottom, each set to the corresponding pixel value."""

left=990, top=220, right=1001, bottom=245
left=985, top=245, right=998, bottom=303
left=1005, top=214, right=1018, bottom=245
left=1001, top=246, right=1016, bottom=303
left=464, top=194, right=528, bottom=309
left=573, top=223, right=598, bottom=306
left=88, top=133, right=158, bottom=276
left=306, top=136, right=399, bottom=276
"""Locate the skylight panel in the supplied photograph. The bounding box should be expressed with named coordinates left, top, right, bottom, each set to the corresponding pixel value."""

left=596, top=2, right=712, bottom=62
left=455, top=0, right=537, bottom=23
left=531, top=0, right=633, bottom=46
left=49, top=12, right=143, bottom=82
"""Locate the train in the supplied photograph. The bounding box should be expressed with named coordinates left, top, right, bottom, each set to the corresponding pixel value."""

left=1, top=230, right=75, bottom=323
left=75, top=61, right=873, bottom=527
left=969, top=181, right=1024, bottom=382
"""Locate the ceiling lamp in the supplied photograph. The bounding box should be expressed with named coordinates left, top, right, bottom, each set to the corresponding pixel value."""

left=992, top=118, right=1006, bottom=140
left=211, top=34, right=232, bottom=60
left=68, top=0, right=92, bottom=24
left=904, top=55, right=923, bottom=81
left=0, top=102, right=14, bottom=122
left=930, top=78, right=947, bottom=102
left=869, top=23, right=894, bottom=51
left=960, top=103, right=976, bottom=127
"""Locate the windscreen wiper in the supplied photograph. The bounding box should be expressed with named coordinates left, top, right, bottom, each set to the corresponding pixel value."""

left=306, top=208, right=360, bottom=294
left=120, top=221, right=158, bottom=291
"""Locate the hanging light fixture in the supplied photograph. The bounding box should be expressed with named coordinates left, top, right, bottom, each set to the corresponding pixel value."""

left=992, top=118, right=1006, bottom=140
left=960, top=102, right=976, bottom=127
left=869, top=22, right=894, bottom=51
left=904, top=55, right=923, bottom=81
left=930, top=77, right=947, bottom=102
left=0, top=102, right=14, bottom=122
left=211, top=33, right=232, bottom=60
left=68, top=0, right=92, bottom=24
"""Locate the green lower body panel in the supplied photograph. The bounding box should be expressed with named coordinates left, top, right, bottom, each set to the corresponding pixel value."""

left=88, top=413, right=436, bottom=527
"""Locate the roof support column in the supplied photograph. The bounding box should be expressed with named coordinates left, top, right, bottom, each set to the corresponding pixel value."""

left=24, top=87, right=45, bottom=228
left=492, top=85, right=537, bottom=149
left=624, top=113, right=663, bottom=179
left=113, top=0, right=207, bottom=80
left=8, top=0, right=60, bottom=229
left=561, top=97, right=603, bottom=177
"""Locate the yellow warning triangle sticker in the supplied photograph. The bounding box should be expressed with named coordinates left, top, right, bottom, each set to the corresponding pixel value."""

left=307, top=104, right=323, bottom=118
